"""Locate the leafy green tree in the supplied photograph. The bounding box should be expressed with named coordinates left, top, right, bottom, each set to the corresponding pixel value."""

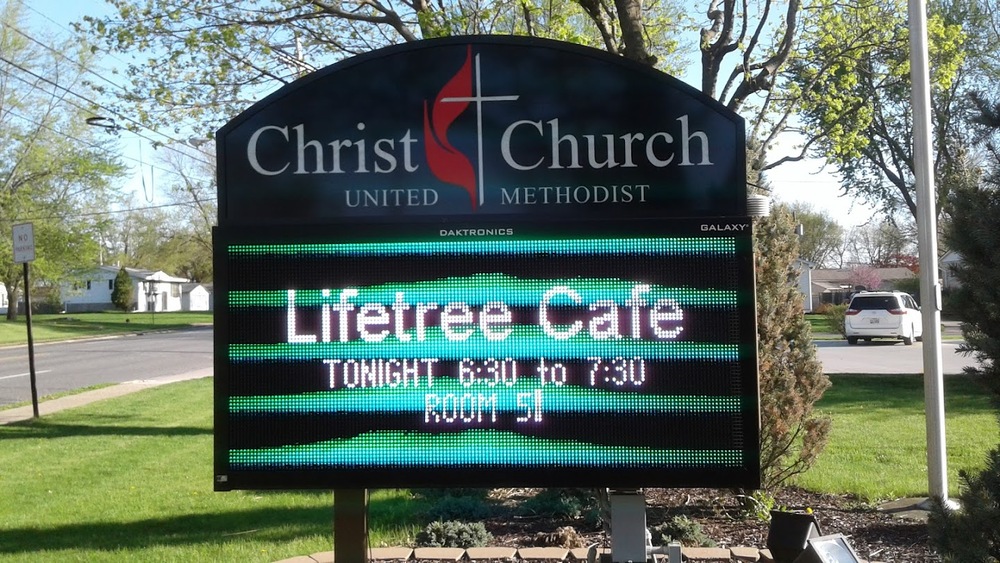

left=786, top=0, right=969, bottom=220
left=110, top=266, right=133, bottom=311
left=0, top=0, right=126, bottom=319
left=80, top=0, right=687, bottom=135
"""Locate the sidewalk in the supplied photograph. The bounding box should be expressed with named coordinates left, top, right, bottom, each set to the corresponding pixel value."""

left=0, top=367, right=213, bottom=425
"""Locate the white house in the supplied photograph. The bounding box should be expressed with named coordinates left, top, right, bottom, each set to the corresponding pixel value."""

left=62, top=266, right=192, bottom=313
left=0, top=283, right=8, bottom=314
left=940, top=250, right=962, bottom=290
left=181, top=283, right=211, bottom=311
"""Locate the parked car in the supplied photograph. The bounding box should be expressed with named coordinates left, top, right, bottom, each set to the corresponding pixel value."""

left=843, top=290, right=923, bottom=345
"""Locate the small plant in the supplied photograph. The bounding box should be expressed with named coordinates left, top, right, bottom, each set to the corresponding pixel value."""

left=520, top=488, right=595, bottom=519
left=736, top=490, right=780, bottom=522
left=415, top=520, right=492, bottom=548
left=823, top=303, right=848, bottom=338
left=650, top=515, right=717, bottom=547
left=424, top=493, right=496, bottom=521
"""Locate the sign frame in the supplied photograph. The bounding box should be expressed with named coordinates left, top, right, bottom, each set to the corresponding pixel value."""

left=214, top=36, right=759, bottom=492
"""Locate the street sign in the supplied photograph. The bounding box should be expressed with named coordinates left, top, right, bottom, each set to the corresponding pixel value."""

left=13, top=223, right=35, bottom=264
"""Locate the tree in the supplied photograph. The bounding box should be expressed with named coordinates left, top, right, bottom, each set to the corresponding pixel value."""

left=786, top=202, right=845, bottom=267
left=110, top=266, right=133, bottom=311
left=847, top=265, right=881, bottom=292
left=753, top=203, right=831, bottom=491
left=786, top=0, right=971, bottom=221
left=844, top=220, right=915, bottom=268
left=928, top=117, right=1000, bottom=559
left=0, top=0, right=126, bottom=319
left=79, top=0, right=687, bottom=135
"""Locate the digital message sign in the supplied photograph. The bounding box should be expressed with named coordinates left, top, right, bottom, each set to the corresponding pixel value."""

left=214, top=219, right=758, bottom=489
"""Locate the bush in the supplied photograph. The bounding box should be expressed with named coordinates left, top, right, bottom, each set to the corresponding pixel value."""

left=823, top=304, right=848, bottom=338
left=520, top=488, right=596, bottom=520
left=650, top=515, right=717, bottom=547
left=415, top=520, right=492, bottom=548
left=928, top=148, right=1000, bottom=558
left=929, top=447, right=1000, bottom=560
left=424, top=493, right=496, bottom=521
left=753, top=205, right=831, bottom=492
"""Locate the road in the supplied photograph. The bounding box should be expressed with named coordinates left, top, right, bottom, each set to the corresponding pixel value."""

left=0, top=328, right=212, bottom=407
left=815, top=337, right=978, bottom=374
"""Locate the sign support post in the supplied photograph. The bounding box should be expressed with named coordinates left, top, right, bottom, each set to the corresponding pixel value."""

left=23, top=261, right=38, bottom=418
left=333, top=489, right=368, bottom=562
left=13, top=222, right=38, bottom=418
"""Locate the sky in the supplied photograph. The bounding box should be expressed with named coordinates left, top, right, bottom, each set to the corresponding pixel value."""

left=21, top=0, right=880, bottom=227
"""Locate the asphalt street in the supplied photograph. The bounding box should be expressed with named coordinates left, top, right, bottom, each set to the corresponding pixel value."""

left=0, top=327, right=212, bottom=407
left=814, top=337, right=978, bottom=375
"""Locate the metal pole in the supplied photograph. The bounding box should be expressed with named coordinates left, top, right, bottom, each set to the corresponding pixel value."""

left=24, top=261, right=39, bottom=418
left=908, top=0, right=948, bottom=502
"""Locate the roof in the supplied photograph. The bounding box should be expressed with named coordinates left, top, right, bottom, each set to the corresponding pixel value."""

left=96, top=265, right=189, bottom=283
left=810, top=267, right=916, bottom=283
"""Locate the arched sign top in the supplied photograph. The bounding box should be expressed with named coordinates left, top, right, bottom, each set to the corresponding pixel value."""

left=217, top=35, right=747, bottom=224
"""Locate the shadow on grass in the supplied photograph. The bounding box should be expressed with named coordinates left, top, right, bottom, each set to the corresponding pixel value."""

left=0, top=494, right=423, bottom=556
left=1, top=417, right=211, bottom=440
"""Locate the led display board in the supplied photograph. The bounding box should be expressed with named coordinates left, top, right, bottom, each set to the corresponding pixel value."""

left=214, top=218, right=758, bottom=489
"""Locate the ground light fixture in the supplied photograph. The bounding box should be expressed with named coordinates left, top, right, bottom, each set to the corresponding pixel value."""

left=792, top=534, right=862, bottom=563
left=766, top=511, right=822, bottom=563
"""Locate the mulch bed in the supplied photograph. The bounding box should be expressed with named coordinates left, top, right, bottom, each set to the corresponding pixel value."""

left=478, top=488, right=941, bottom=562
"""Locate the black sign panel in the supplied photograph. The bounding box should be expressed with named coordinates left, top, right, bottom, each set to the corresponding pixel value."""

left=214, top=219, right=759, bottom=489
left=217, top=37, right=746, bottom=224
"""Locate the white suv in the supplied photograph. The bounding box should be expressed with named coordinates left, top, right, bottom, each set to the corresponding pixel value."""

left=843, top=291, right=923, bottom=345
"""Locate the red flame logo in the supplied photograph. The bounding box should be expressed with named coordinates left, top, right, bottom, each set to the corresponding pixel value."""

left=424, top=47, right=477, bottom=209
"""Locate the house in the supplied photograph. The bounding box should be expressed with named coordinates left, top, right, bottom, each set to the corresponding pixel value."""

left=181, top=283, right=211, bottom=311
left=0, top=283, right=7, bottom=314
left=940, top=250, right=962, bottom=290
left=806, top=267, right=918, bottom=312
left=62, top=266, right=192, bottom=313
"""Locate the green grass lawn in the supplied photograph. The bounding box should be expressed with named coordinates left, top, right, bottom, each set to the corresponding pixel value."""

left=0, top=378, right=425, bottom=563
left=805, top=313, right=835, bottom=334
left=1, top=374, right=997, bottom=561
left=0, top=312, right=213, bottom=346
left=793, top=374, right=998, bottom=501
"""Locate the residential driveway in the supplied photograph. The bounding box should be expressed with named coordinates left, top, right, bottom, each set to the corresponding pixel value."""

left=815, top=338, right=977, bottom=374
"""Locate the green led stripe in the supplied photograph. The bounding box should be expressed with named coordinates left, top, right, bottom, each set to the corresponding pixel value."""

left=229, top=383, right=744, bottom=414
left=229, top=338, right=740, bottom=361
left=229, top=275, right=739, bottom=308
left=229, top=430, right=745, bottom=467
left=229, top=237, right=736, bottom=257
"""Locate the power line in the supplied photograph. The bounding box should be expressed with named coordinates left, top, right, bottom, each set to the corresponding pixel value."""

left=0, top=14, right=131, bottom=99
left=19, top=199, right=215, bottom=223
left=0, top=39, right=214, bottom=168
left=4, top=107, right=211, bottom=185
